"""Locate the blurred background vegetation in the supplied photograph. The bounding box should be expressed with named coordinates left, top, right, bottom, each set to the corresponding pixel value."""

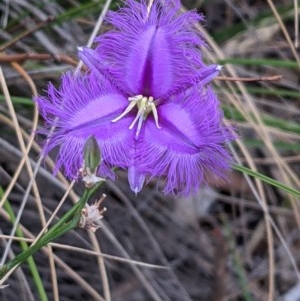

left=0, top=0, right=300, bottom=300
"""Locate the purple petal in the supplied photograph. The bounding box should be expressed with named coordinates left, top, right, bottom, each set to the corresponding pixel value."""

left=128, top=165, right=146, bottom=195
left=35, top=72, right=135, bottom=179
left=80, top=0, right=208, bottom=99
left=125, top=25, right=173, bottom=97
left=166, top=64, right=222, bottom=100
left=136, top=87, right=236, bottom=195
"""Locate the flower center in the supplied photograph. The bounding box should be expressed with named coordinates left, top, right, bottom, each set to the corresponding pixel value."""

left=112, top=94, right=161, bottom=139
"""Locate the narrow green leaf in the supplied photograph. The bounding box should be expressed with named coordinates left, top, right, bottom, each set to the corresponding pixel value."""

left=222, top=105, right=300, bottom=134
left=218, top=58, right=298, bottom=69
left=234, top=164, right=300, bottom=197
left=0, top=187, right=48, bottom=301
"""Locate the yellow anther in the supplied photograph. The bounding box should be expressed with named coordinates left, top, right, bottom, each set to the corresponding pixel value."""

left=112, top=95, right=161, bottom=139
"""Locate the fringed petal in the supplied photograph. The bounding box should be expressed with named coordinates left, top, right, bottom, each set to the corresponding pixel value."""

left=79, top=0, right=208, bottom=99
left=136, top=86, right=236, bottom=195
left=35, top=72, right=135, bottom=179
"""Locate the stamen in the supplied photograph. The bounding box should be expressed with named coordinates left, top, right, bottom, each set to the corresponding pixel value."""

left=111, top=94, right=161, bottom=139
left=147, top=0, right=154, bottom=18
left=149, top=97, right=161, bottom=130
left=111, top=95, right=142, bottom=123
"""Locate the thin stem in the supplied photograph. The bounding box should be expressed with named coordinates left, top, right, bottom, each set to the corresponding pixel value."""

left=0, top=182, right=102, bottom=280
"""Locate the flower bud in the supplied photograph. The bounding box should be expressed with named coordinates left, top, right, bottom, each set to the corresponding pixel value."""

left=84, top=135, right=101, bottom=174
left=82, top=136, right=105, bottom=188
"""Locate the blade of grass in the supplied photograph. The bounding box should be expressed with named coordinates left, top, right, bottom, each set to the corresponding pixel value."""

left=234, top=164, right=300, bottom=198
left=0, top=95, right=33, bottom=106
left=243, top=139, right=300, bottom=152
left=0, top=187, right=48, bottom=301
left=218, top=58, right=299, bottom=69
left=222, top=105, right=300, bottom=134
left=222, top=86, right=300, bottom=99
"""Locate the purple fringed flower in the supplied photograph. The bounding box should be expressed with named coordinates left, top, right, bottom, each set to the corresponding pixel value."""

left=36, top=0, right=236, bottom=195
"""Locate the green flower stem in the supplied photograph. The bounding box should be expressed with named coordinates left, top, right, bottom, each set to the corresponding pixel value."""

left=0, top=182, right=102, bottom=280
